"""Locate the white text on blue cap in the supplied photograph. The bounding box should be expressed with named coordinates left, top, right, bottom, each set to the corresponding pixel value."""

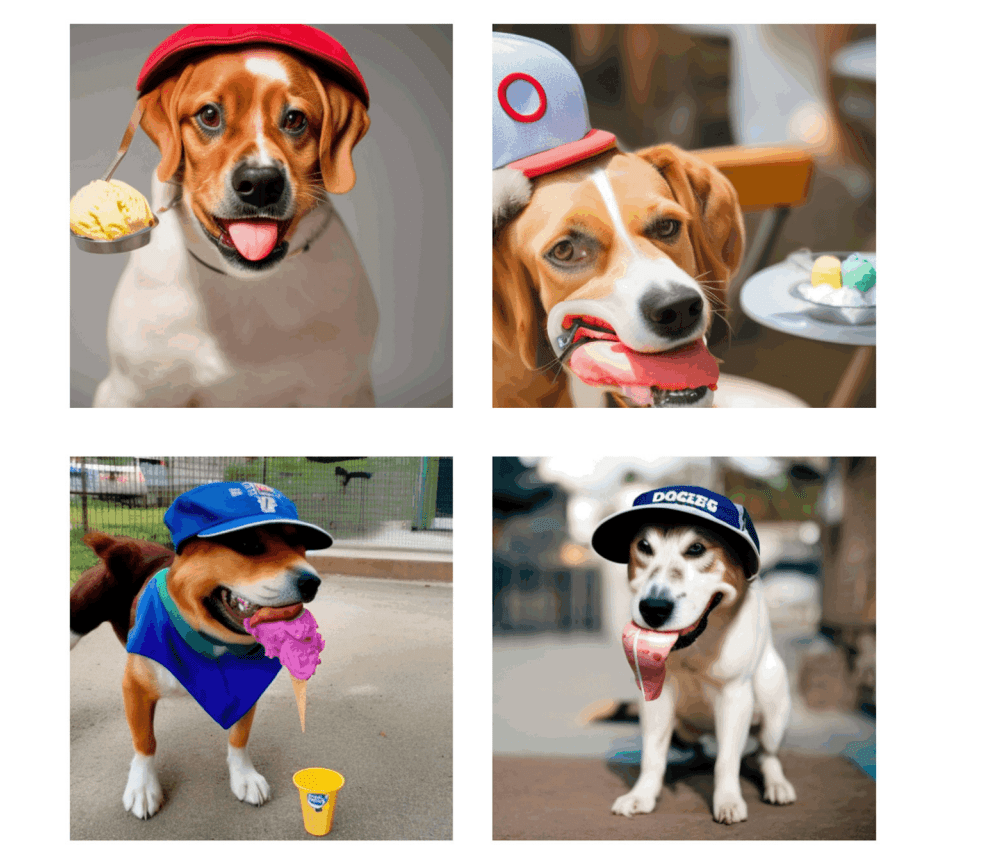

left=653, top=489, right=719, bottom=513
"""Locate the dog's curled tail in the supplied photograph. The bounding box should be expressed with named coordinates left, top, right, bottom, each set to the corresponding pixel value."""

left=70, top=531, right=175, bottom=650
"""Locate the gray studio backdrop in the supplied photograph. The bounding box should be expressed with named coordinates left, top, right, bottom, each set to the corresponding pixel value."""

left=70, top=24, right=452, bottom=407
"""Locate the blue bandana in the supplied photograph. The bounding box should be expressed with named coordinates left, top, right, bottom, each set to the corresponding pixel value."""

left=126, top=569, right=282, bottom=729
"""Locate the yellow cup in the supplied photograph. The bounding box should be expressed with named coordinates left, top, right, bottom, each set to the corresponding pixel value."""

left=293, top=768, right=345, bottom=836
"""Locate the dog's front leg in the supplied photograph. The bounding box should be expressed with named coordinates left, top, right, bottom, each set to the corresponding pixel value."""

left=612, top=684, right=676, bottom=816
left=122, top=659, right=164, bottom=819
left=712, top=678, right=754, bottom=824
left=227, top=704, right=270, bottom=806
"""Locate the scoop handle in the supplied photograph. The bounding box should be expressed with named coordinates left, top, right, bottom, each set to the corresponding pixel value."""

left=101, top=101, right=145, bottom=182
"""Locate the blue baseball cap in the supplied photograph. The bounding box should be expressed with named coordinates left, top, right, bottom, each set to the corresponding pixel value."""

left=165, top=482, right=333, bottom=552
left=591, top=485, right=760, bottom=578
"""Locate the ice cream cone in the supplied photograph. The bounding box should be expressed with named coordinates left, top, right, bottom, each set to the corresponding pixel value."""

left=292, top=677, right=308, bottom=732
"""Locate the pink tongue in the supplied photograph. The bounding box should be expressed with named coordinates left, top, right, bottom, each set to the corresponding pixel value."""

left=227, top=221, right=279, bottom=261
left=569, top=338, right=719, bottom=390
left=622, top=622, right=680, bottom=701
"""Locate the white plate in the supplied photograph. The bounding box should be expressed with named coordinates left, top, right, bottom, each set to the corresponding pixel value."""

left=740, top=251, right=876, bottom=346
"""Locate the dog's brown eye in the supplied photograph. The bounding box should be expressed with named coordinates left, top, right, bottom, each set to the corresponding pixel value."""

left=649, top=218, right=680, bottom=240
left=637, top=538, right=653, bottom=556
left=550, top=240, right=575, bottom=261
left=283, top=110, right=307, bottom=133
left=197, top=104, right=221, bottom=129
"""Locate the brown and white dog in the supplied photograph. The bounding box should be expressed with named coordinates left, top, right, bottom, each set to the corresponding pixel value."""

left=607, top=520, right=795, bottom=823
left=94, top=45, right=377, bottom=407
left=493, top=145, right=744, bottom=408
left=70, top=526, right=321, bottom=818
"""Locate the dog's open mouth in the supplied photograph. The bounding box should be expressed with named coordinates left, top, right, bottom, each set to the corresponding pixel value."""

left=558, top=315, right=718, bottom=408
left=210, top=218, right=291, bottom=265
left=207, top=586, right=304, bottom=634
left=672, top=592, right=724, bottom=650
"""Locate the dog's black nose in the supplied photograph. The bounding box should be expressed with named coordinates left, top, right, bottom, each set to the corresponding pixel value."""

left=639, top=597, right=676, bottom=628
left=640, top=285, right=703, bottom=337
left=231, top=164, right=286, bottom=208
left=297, top=571, right=321, bottom=603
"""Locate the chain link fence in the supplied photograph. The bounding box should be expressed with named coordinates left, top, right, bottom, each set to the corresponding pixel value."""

left=71, top=457, right=452, bottom=578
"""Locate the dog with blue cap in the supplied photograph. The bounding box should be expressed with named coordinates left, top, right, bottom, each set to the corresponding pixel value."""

left=590, top=484, right=797, bottom=823
left=492, top=32, right=745, bottom=409
left=70, top=481, right=332, bottom=819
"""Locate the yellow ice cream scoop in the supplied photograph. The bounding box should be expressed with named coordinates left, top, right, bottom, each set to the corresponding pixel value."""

left=70, top=179, right=155, bottom=241
left=810, top=254, right=842, bottom=289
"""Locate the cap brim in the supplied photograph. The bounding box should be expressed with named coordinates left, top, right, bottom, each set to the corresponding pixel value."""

left=505, top=129, right=617, bottom=179
left=591, top=505, right=759, bottom=577
left=197, top=517, right=333, bottom=550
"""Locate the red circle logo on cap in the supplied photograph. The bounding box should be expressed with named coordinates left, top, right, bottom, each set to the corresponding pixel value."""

left=498, top=73, right=547, bottom=123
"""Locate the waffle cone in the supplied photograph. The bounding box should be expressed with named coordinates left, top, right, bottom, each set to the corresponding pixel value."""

left=292, top=678, right=307, bottom=733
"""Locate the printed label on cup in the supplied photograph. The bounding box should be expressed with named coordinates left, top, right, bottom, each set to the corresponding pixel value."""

left=307, top=793, right=330, bottom=812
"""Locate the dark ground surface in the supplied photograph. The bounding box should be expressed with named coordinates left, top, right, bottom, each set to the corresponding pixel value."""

left=494, top=751, right=875, bottom=840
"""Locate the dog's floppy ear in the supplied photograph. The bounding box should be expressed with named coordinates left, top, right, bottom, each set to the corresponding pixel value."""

left=139, top=65, right=195, bottom=183
left=308, top=69, right=370, bottom=194
left=493, top=167, right=548, bottom=370
left=637, top=144, right=745, bottom=292
left=493, top=240, right=546, bottom=371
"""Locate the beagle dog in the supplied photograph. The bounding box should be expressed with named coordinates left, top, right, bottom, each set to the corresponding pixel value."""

left=493, top=145, right=744, bottom=408
left=94, top=47, right=378, bottom=407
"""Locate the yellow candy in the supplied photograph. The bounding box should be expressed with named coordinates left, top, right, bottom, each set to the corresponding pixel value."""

left=811, top=255, right=842, bottom=289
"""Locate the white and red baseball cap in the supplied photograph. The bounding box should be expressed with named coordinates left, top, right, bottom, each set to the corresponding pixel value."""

left=493, top=32, right=616, bottom=178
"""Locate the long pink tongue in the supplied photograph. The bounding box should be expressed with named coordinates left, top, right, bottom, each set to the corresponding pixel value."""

left=622, top=621, right=679, bottom=701
left=227, top=221, right=279, bottom=261
left=569, top=338, right=718, bottom=390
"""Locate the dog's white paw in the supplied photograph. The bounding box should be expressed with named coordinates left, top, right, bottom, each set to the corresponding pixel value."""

left=123, top=753, right=164, bottom=819
left=612, top=791, right=656, bottom=817
left=764, top=778, right=796, bottom=805
left=228, top=746, right=270, bottom=806
left=713, top=791, right=748, bottom=824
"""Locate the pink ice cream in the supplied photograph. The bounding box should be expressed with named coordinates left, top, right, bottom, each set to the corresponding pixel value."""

left=243, top=608, right=325, bottom=680
left=622, top=621, right=679, bottom=701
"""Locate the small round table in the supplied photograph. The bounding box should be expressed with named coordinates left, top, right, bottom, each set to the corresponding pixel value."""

left=740, top=253, right=876, bottom=407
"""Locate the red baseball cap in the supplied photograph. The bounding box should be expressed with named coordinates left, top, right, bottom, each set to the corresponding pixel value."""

left=136, top=24, right=369, bottom=107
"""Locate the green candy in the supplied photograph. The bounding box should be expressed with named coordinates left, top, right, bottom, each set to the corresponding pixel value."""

left=841, top=254, right=876, bottom=292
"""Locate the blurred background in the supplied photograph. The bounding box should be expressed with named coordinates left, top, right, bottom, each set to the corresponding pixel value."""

left=494, top=25, right=876, bottom=408
left=493, top=456, right=875, bottom=839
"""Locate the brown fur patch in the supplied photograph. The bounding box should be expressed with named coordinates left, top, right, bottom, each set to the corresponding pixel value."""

left=168, top=527, right=309, bottom=643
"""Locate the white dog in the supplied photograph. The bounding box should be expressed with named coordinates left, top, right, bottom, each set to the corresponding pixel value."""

left=592, top=486, right=796, bottom=824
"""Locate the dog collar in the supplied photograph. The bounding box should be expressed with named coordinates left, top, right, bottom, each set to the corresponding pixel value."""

left=154, top=569, right=261, bottom=658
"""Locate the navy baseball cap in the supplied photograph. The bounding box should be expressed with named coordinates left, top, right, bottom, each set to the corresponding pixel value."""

left=591, top=485, right=760, bottom=578
left=165, top=482, right=333, bottom=552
